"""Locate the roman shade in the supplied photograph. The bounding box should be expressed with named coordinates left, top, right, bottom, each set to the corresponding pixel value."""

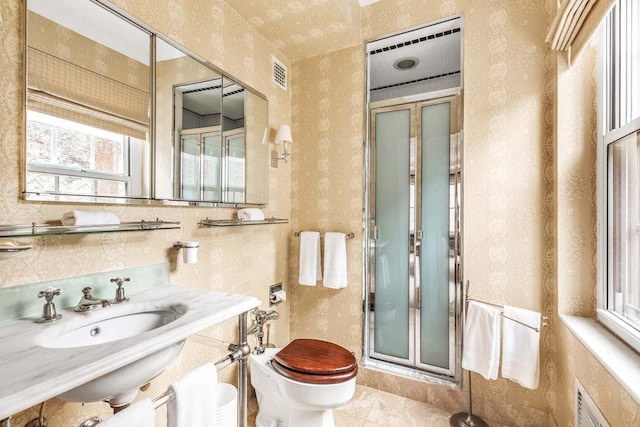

left=546, top=0, right=616, bottom=65
left=27, top=47, right=149, bottom=140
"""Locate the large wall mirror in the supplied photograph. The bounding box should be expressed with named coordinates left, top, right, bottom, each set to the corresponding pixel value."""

left=24, top=0, right=269, bottom=206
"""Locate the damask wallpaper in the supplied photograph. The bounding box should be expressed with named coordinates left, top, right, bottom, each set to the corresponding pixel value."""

left=1, top=0, right=639, bottom=425
left=0, top=0, right=291, bottom=424
left=288, top=1, right=637, bottom=426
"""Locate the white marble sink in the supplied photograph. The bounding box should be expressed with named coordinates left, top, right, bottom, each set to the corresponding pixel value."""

left=36, top=306, right=187, bottom=406
left=0, top=285, right=260, bottom=419
left=40, top=308, right=185, bottom=349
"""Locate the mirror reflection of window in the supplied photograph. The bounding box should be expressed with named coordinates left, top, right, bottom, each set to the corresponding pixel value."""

left=25, top=0, right=269, bottom=206
left=202, top=133, right=222, bottom=201
left=25, top=0, right=151, bottom=201
left=179, top=135, right=200, bottom=200
left=223, top=78, right=246, bottom=203
left=156, top=36, right=223, bottom=202
left=226, top=132, right=246, bottom=203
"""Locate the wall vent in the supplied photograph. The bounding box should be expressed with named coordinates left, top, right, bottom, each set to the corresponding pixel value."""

left=575, top=379, right=610, bottom=427
left=272, top=55, right=287, bottom=91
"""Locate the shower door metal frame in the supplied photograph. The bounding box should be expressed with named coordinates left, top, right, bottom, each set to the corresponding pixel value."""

left=364, top=92, right=463, bottom=383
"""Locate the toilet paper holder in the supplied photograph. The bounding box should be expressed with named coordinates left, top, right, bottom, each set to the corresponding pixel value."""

left=269, top=283, right=286, bottom=306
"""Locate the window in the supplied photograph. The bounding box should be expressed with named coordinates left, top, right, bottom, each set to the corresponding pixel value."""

left=26, top=111, right=143, bottom=199
left=599, top=0, right=640, bottom=353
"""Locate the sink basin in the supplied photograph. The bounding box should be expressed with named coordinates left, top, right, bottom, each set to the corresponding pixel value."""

left=56, top=340, right=185, bottom=405
left=41, top=306, right=186, bottom=406
left=0, top=284, right=261, bottom=420
left=41, top=310, right=182, bottom=348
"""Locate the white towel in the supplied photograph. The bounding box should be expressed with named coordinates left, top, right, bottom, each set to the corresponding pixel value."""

left=501, top=305, right=541, bottom=389
left=298, top=231, right=322, bottom=286
left=167, top=363, right=218, bottom=427
left=237, top=208, right=265, bottom=221
left=461, top=301, right=501, bottom=380
left=101, top=398, right=154, bottom=427
left=61, top=210, right=120, bottom=226
left=323, top=232, right=348, bottom=289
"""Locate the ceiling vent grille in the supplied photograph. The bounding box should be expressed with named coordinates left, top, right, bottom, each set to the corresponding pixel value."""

left=575, top=379, right=609, bottom=427
left=272, top=56, right=287, bottom=91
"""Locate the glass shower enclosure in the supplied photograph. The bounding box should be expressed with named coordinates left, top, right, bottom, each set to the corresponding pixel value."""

left=367, top=98, right=462, bottom=379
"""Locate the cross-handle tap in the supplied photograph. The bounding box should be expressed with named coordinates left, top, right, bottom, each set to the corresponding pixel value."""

left=110, top=277, right=130, bottom=303
left=35, top=287, right=62, bottom=323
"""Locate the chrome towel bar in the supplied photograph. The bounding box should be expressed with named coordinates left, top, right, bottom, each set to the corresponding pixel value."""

left=293, top=231, right=356, bottom=239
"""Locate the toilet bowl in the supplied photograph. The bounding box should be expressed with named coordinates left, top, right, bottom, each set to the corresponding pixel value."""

left=250, top=339, right=358, bottom=427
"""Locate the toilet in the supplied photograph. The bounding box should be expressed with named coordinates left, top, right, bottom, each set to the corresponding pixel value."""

left=250, top=338, right=358, bottom=427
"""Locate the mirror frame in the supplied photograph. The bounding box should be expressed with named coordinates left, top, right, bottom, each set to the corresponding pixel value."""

left=22, top=0, right=269, bottom=207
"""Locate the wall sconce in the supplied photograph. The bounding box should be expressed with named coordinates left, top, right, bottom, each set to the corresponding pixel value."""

left=173, top=241, right=199, bottom=264
left=271, top=124, right=293, bottom=168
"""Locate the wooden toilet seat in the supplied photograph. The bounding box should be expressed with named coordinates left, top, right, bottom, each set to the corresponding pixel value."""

left=271, top=339, right=358, bottom=385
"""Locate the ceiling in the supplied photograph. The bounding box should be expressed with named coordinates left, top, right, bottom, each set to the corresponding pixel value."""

left=225, top=0, right=461, bottom=89
left=28, top=0, right=184, bottom=64
left=224, top=0, right=368, bottom=61
left=368, top=17, right=461, bottom=90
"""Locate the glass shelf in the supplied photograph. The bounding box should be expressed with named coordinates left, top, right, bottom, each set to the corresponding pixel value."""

left=201, top=217, right=288, bottom=227
left=0, top=219, right=181, bottom=238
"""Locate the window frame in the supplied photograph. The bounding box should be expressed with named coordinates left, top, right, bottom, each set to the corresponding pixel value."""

left=25, top=110, right=142, bottom=198
left=597, top=1, right=640, bottom=354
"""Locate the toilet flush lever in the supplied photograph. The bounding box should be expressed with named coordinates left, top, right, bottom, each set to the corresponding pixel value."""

left=250, top=309, right=279, bottom=354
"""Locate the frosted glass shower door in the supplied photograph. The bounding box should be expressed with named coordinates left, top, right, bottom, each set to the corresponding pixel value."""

left=371, top=106, right=412, bottom=362
left=368, top=97, right=460, bottom=378
left=418, top=101, right=452, bottom=371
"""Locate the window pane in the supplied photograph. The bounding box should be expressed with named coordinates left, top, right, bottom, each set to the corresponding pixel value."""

left=94, top=136, right=125, bottom=174
left=26, top=171, right=55, bottom=192
left=608, top=131, right=640, bottom=330
left=26, top=120, right=53, bottom=164
left=27, top=111, right=126, bottom=174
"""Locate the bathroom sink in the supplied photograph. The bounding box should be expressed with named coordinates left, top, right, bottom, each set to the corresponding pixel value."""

left=56, top=340, right=185, bottom=405
left=38, top=306, right=187, bottom=405
left=0, top=285, right=261, bottom=420
left=41, top=309, right=183, bottom=348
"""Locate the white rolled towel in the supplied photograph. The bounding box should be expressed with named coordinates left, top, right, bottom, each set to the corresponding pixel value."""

left=237, top=208, right=265, bottom=221
left=61, top=210, right=120, bottom=226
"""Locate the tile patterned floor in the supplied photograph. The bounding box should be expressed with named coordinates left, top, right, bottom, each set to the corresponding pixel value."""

left=248, top=384, right=453, bottom=426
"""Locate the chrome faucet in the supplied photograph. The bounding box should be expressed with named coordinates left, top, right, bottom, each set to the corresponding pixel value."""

left=35, top=288, right=62, bottom=323
left=110, top=277, right=130, bottom=303
left=248, top=309, right=279, bottom=354
left=74, top=287, right=111, bottom=312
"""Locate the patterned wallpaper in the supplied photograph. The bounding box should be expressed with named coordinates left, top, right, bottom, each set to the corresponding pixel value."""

left=0, top=0, right=291, bottom=424
left=290, top=1, right=553, bottom=425
left=1, top=0, right=639, bottom=425
left=289, top=1, right=635, bottom=426
left=224, top=0, right=363, bottom=61
left=554, top=39, right=639, bottom=426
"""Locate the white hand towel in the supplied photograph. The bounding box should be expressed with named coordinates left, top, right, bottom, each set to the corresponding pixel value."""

left=298, top=231, right=322, bottom=286
left=101, top=398, right=154, bottom=427
left=461, top=301, right=501, bottom=380
left=237, top=208, right=265, bottom=221
left=501, top=305, right=541, bottom=389
left=61, top=210, right=120, bottom=226
left=323, top=232, right=348, bottom=289
left=167, top=363, right=218, bottom=427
